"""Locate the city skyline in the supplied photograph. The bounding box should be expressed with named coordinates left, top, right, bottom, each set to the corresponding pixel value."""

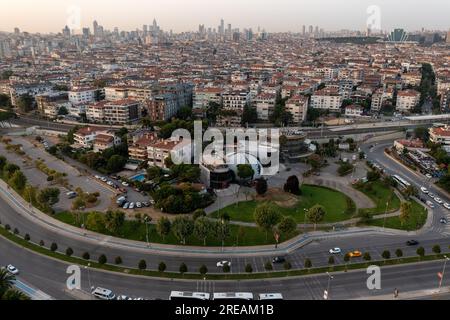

left=0, top=0, right=449, bottom=34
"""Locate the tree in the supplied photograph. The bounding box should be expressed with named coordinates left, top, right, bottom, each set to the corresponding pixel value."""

left=237, top=164, right=255, bottom=182
left=278, top=216, right=297, bottom=237
left=194, top=217, right=213, bottom=246
left=223, top=264, right=231, bottom=273
left=82, top=252, right=90, bottom=260
left=104, top=210, right=125, bottom=234
left=85, top=212, right=105, bottom=233
left=307, top=205, right=326, bottom=230
left=199, top=265, right=208, bottom=276
left=395, top=249, right=403, bottom=258
left=115, top=256, right=122, bottom=265
left=432, top=245, right=441, bottom=254
left=8, top=170, right=27, bottom=192
left=338, top=162, right=354, bottom=176
left=416, top=247, right=425, bottom=259
left=172, top=217, right=194, bottom=245
left=3, top=163, right=20, bottom=180
left=156, top=217, right=171, bottom=241
left=215, top=219, right=230, bottom=246
left=399, top=202, right=412, bottom=227
left=179, top=263, right=188, bottom=275
left=367, top=170, right=381, bottom=182
left=242, top=104, right=257, bottom=125
left=284, top=261, right=292, bottom=270
left=0, top=269, right=15, bottom=298
left=16, top=94, right=34, bottom=112
left=50, top=243, right=58, bottom=252
left=308, top=154, right=322, bottom=170
left=264, top=261, right=273, bottom=271
left=58, top=106, right=69, bottom=116
left=255, top=178, right=268, bottom=196
left=106, top=155, right=127, bottom=173
left=37, top=188, right=60, bottom=208
left=245, top=264, right=253, bottom=274
left=254, top=203, right=282, bottom=240
left=158, top=262, right=167, bottom=273
left=283, top=175, right=301, bottom=195
left=404, top=186, right=418, bottom=200
left=138, top=260, right=147, bottom=271
left=65, top=247, right=74, bottom=257
left=2, top=288, right=30, bottom=300
left=328, top=256, right=335, bottom=265
left=414, top=127, right=430, bottom=142
left=192, top=209, right=206, bottom=221
left=382, top=250, right=391, bottom=261
left=304, top=259, right=312, bottom=269
left=98, top=254, right=107, bottom=265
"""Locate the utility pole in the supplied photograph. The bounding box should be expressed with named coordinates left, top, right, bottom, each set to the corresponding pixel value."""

left=439, top=255, right=449, bottom=291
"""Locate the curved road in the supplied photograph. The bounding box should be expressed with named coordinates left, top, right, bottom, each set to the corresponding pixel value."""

left=1, top=137, right=449, bottom=299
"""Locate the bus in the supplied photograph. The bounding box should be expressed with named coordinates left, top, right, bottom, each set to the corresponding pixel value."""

left=213, top=292, right=254, bottom=301
left=392, top=175, right=411, bottom=189
left=169, top=291, right=211, bottom=301
left=91, top=287, right=116, bottom=300
left=258, top=293, right=284, bottom=301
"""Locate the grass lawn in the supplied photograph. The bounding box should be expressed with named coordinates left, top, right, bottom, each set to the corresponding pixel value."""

left=210, top=185, right=356, bottom=224
left=54, top=211, right=297, bottom=247
left=367, top=200, right=428, bottom=231
left=355, top=181, right=401, bottom=215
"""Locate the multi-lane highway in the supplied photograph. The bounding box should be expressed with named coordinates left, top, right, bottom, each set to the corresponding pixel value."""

left=0, top=137, right=449, bottom=300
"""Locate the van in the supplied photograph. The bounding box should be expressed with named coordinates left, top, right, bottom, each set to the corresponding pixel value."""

left=92, top=287, right=116, bottom=300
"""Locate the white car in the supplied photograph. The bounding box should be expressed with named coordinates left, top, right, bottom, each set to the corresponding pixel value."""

left=426, top=174, right=433, bottom=179
left=101, top=177, right=108, bottom=182
left=435, top=198, right=444, bottom=204
left=217, top=261, right=231, bottom=268
left=329, top=248, right=342, bottom=254
left=426, top=201, right=435, bottom=209
left=136, top=202, right=142, bottom=208
left=6, top=265, right=19, bottom=275
left=95, top=175, right=101, bottom=179
left=129, top=202, right=135, bottom=210
left=428, top=193, right=436, bottom=199
left=444, top=203, right=450, bottom=210
left=122, top=182, right=129, bottom=187
left=420, top=187, right=429, bottom=194
left=107, top=181, right=114, bottom=186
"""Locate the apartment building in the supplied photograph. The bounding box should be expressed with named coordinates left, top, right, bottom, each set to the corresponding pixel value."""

left=286, top=95, right=309, bottom=124
left=86, top=99, right=140, bottom=125
left=128, top=133, right=159, bottom=162
left=310, top=88, right=343, bottom=111
left=193, top=87, right=223, bottom=109
left=396, top=89, right=420, bottom=112
left=146, top=94, right=179, bottom=121
left=345, top=104, right=364, bottom=117
left=147, top=139, right=191, bottom=169
left=429, top=125, right=450, bottom=146
left=93, top=132, right=122, bottom=153
left=73, top=126, right=112, bottom=149
left=255, top=93, right=276, bottom=121
left=222, top=91, right=251, bottom=111
left=69, top=88, right=101, bottom=104
left=35, top=92, right=69, bottom=118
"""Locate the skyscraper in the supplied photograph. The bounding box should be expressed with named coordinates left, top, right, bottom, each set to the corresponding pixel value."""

left=93, top=20, right=99, bottom=36
left=308, top=25, right=313, bottom=34
left=302, top=25, right=306, bottom=36
left=82, top=28, right=90, bottom=37
left=447, top=30, right=450, bottom=44
left=63, top=25, right=71, bottom=37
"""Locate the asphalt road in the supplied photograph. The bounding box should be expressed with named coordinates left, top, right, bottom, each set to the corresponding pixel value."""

left=1, top=236, right=449, bottom=300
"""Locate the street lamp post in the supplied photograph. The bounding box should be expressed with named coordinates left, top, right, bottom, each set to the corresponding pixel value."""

left=144, top=216, right=150, bottom=247
left=324, top=272, right=334, bottom=300
left=303, top=209, right=309, bottom=232
left=85, top=263, right=92, bottom=292
left=383, top=201, right=389, bottom=230
left=439, top=255, right=449, bottom=292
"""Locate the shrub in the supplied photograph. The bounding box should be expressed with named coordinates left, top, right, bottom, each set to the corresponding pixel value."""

left=98, top=254, right=107, bottom=265
left=13, top=228, right=19, bottom=235
left=39, top=240, right=45, bottom=247
left=199, top=265, right=208, bottom=275
left=284, top=261, right=292, bottom=270
left=82, top=252, right=90, bottom=260
left=138, top=260, right=147, bottom=270
left=417, top=247, right=425, bottom=259
left=223, top=264, right=231, bottom=273
left=432, top=245, right=441, bottom=254
left=304, top=259, right=312, bottom=269
left=50, top=242, right=58, bottom=252
left=24, top=234, right=30, bottom=241
left=395, top=249, right=403, bottom=258
left=66, top=247, right=74, bottom=257
left=158, top=262, right=167, bottom=273
left=115, top=256, right=122, bottom=265
left=382, top=250, right=391, bottom=260
left=179, top=263, right=188, bottom=274
left=264, top=261, right=273, bottom=271
left=5, top=224, right=10, bottom=231
left=245, top=264, right=253, bottom=274
left=363, top=252, right=372, bottom=261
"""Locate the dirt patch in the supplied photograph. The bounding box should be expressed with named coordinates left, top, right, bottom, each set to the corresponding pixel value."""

left=255, top=188, right=299, bottom=208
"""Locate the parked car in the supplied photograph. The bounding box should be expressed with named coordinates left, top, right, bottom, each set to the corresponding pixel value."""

left=440, top=217, right=448, bottom=224
left=426, top=201, right=435, bottom=208
left=122, top=202, right=130, bottom=209
left=66, top=191, right=77, bottom=199
left=136, top=202, right=142, bottom=208
left=444, top=203, right=450, bottom=210
left=129, top=202, right=135, bottom=210
left=122, top=182, right=129, bottom=187
left=435, top=198, right=444, bottom=205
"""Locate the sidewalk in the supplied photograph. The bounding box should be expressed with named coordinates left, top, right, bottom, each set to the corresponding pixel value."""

left=354, top=286, right=450, bottom=300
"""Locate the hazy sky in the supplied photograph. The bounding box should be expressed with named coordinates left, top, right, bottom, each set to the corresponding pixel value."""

left=0, top=0, right=449, bottom=33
